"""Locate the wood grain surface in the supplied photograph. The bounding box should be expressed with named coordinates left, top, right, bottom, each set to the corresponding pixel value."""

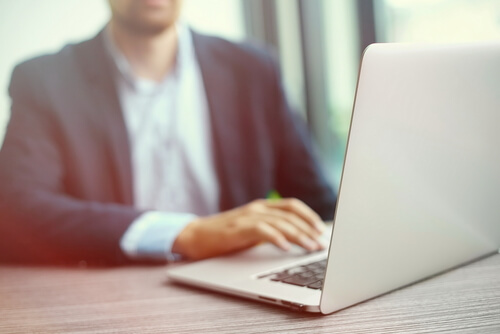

left=1, top=253, right=499, bottom=334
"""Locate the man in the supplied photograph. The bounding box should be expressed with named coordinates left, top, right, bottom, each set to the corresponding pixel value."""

left=0, top=0, right=335, bottom=265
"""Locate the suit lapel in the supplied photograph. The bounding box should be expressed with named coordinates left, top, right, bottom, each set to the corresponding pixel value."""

left=74, top=30, right=245, bottom=210
left=192, top=32, right=244, bottom=211
left=74, top=31, right=134, bottom=205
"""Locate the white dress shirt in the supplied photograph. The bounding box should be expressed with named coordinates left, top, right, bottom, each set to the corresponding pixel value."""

left=104, top=23, right=219, bottom=261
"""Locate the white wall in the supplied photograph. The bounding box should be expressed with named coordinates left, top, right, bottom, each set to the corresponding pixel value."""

left=0, top=0, right=245, bottom=145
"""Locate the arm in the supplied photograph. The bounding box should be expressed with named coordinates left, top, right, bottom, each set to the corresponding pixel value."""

left=171, top=48, right=335, bottom=260
left=0, top=64, right=141, bottom=265
left=120, top=211, right=195, bottom=262
left=172, top=198, right=327, bottom=260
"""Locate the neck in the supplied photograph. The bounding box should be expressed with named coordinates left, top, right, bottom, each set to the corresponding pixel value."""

left=109, top=21, right=178, bottom=82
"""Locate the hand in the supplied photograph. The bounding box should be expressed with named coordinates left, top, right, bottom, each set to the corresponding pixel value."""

left=172, top=198, right=327, bottom=260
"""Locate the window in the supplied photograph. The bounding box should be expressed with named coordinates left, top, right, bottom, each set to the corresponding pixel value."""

left=182, top=0, right=245, bottom=41
left=375, top=0, right=500, bottom=43
left=322, top=0, right=361, bottom=186
left=312, top=0, right=500, bottom=186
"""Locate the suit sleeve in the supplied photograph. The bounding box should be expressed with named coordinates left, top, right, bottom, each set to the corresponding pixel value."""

left=0, top=64, right=142, bottom=265
left=268, top=58, right=337, bottom=220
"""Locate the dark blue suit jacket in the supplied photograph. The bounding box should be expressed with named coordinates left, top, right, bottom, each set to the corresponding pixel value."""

left=0, top=30, right=336, bottom=265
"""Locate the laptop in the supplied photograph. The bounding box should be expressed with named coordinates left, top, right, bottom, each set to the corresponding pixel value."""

left=167, top=42, right=500, bottom=314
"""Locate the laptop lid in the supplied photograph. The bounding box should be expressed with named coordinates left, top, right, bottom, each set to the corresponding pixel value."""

left=320, top=42, right=500, bottom=314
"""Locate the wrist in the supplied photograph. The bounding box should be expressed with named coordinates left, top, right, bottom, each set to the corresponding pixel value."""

left=172, top=219, right=199, bottom=259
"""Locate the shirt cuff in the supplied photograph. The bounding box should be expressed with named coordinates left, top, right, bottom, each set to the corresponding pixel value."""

left=120, top=211, right=196, bottom=262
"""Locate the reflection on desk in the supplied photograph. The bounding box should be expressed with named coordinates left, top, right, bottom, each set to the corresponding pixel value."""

left=0, top=254, right=499, bottom=333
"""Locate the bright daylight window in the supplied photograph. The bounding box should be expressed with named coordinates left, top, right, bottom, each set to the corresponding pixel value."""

left=321, top=0, right=500, bottom=186
left=375, top=0, right=500, bottom=43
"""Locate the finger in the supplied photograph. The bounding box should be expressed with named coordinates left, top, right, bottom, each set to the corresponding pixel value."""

left=253, top=209, right=321, bottom=241
left=265, top=218, right=322, bottom=251
left=266, top=198, right=325, bottom=233
left=243, top=200, right=317, bottom=238
left=252, top=221, right=292, bottom=251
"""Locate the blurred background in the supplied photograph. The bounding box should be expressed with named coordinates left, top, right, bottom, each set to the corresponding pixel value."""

left=1, top=0, right=500, bottom=188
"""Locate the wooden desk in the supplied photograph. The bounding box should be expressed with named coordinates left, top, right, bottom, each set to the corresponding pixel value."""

left=1, top=254, right=499, bottom=333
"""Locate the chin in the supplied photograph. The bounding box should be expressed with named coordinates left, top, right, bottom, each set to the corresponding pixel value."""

left=118, top=12, right=176, bottom=36
left=135, top=21, right=174, bottom=35
left=110, top=0, right=181, bottom=36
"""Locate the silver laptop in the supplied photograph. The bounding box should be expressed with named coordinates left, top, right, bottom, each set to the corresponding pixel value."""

left=167, top=42, right=500, bottom=314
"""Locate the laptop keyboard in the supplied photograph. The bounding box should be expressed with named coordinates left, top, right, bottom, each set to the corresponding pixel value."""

left=259, top=259, right=327, bottom=290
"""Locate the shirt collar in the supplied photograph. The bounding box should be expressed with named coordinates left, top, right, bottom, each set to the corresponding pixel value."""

left=103, top=21, right=194, bottom=92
